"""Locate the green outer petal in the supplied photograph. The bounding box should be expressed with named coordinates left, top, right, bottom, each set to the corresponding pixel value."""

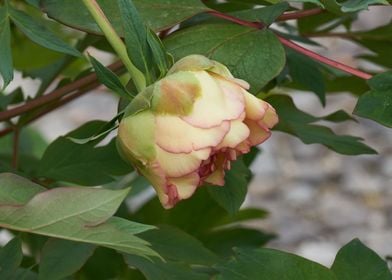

left=208, top=61, right=233, bottom=79
left=124, top=86, right=155, bottom=118
left=167, top=54, right=214, bottom=74
left=117, top=110, right=156, bottom=163
left=151, top=71, right=201, bottom=115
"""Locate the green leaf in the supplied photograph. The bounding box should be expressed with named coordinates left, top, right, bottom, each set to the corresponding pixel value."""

left=354, top=71, right=392, bottom=128
left=67, top=111, right=125, bottom=145
left=352, top=21, right=392, bottom=69
left=216, top=248, right=336, bottom=280
left=165, top=23, right=285, bottom=92
left=89, top=55, right=133, bottom=100
left=292, top=123, right=377, bottom=155
left=124, top=226, right=217, bottom=280
left=9, top=7, right=81, bottom=57
left=118, top=0, right=151, bottom=83
left=322, top=110, right=357, bottom=123
left=294, top=0, right=325, bottom=8
left=25, top=0, right=40, bottom=8
left=331, top=239, right=392, bottom=280
left=214, top=208, right=268, bottom=227
left=124, top=255, right=210, bottom=280
left=78, top=247, right=131, bottom=279
left=11, top=268, right=38, bottom=280
left=38, top=121, right=132, bottom=186
left=207, top=159, right=251, bottom=215
left=139, top=225, right=217, bottom=265
left=267, top=95, right=377, bottom=155
left=287, top=50, right=326, bottom=106
left=41, top=0, right=209, bottom=33
left=232, top=2, right=290, bottom=25
left=133, top=188, right=268, bottom=240
left=0, top=172, right=45, bottom=204
left=146, top=29, right=172, bottom=79
left=0, top=237, right=23, bottom=279
left=39, top=239, right=95, bottom=280
left=339, top=0, right=389, bottom=12
left=0, top=7, right=13, bottom=89
left=38, top=138, right=132, bottom=185
left=200, top=227, right=275, bottom=256
left=0, top=87, right=24, bottom=110
left=0, top=173, right=157, bottom=258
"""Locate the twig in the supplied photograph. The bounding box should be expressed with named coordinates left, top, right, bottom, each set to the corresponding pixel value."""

left=277, top=8, right=324, bottom=21
left=0, top=61, right=123, bottom=122
left=0, top=82, right=102, bottom=138
left=206, top=10, right=263, bottom=28
left=208, top=10, right=373, bottom=80
left=277, top=36, right=373, bottom=80
left=0, top=127, right=12, bottom=137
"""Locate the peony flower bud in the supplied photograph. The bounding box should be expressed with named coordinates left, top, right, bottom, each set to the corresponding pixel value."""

left=117, top=55, right=278, bottom=209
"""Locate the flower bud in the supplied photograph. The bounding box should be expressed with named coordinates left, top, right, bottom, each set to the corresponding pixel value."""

left=117, top=55, right=278, bottom=209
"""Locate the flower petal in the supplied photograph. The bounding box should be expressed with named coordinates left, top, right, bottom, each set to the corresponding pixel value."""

left=152, top=71, right=201, bottom=116
left=156, top=115, right=230, bottom=153
left=244, top=119, right=271, bottom=146
left=117, top=111, right=156, bottom=163
left=181, top=71, right=244, bottom=128
left=243, top=91, right=269, bottom=121
left=260, top=103, right=279, bottom=128
left=155, top=145, right=211, bottom=177
left=216, top=119, right=250, bottom=150
left=169, top=172, right=200, bottom=201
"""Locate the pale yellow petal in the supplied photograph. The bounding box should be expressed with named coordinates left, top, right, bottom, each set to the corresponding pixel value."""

left=260, top=103, right=279, bottom=128
left=117, top=111, right=156, bottom=163
left=243, top=91, right=268, bottom=121
left=168, top=172, right=200, bottom=200
left=204, top=167, right=225, bottom=186
left=155, top=115, right=230, bottom=153
left=181, top=71, right=244, bottom=128
left=155, top=145, right=211, bottom=177
left=216, top=119, right=250, bottom=150
left=244, top=119, right=271, bottom=146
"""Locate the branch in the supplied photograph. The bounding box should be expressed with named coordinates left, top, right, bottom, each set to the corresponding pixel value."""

left=277, top=8, right=324, bottom=21
left=0, top=81, right=101, bottom=138
left=207, top=10, right=373, bottom=80
left=277, top=36, right=373, bottom=80
left=0, top=61, right=123, bottom=122
left=206, top=10, right=263, bottom=28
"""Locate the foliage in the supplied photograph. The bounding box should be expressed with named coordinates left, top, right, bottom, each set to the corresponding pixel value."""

left=0, top=0, right=391, bottom=279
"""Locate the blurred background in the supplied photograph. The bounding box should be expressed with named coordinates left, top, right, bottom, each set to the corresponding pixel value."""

left=4, top=6, right=392, bottom=267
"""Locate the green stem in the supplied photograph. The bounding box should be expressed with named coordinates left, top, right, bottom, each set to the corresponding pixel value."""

left=81, top=0, right=146, bottom=91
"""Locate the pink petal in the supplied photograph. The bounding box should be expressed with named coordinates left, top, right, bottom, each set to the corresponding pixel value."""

left=164, top=172, right=200, bottom=209
left=244, top=119, right=271, bottom=146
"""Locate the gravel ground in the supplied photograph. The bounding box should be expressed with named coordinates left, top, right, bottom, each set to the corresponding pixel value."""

left=246, top=92, right=392, bottom=266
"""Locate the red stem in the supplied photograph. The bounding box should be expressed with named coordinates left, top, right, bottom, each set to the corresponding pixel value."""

left=208, top=10, right=373, bottom=80
left=0, top=61, right=123, bottom=122
left=277, top=8, right=324, bottom=21
left=0, top=82, right=101, bottom=138
left=277, top=37, right=372, bottom=80
left=207, top=10, right=263, bottom=28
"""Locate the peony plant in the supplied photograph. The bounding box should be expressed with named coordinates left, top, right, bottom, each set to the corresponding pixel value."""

left=117, top=55, right=278, bottom=208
